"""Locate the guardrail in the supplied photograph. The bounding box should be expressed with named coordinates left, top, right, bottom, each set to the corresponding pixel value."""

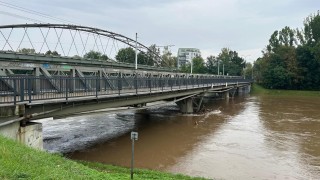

left=0, top=76, right=251, bottom=105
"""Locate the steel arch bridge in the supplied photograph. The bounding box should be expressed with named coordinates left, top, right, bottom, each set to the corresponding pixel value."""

left=0, top=23, right=162, bottom=65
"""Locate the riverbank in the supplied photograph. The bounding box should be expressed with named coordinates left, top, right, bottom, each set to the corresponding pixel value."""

left=0, top=135, right=205, bottom=179
left=251, top=83, right=320, bottom=97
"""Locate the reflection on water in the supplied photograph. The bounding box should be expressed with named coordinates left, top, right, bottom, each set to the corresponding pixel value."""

left=43, top=95, right=320, bottom=179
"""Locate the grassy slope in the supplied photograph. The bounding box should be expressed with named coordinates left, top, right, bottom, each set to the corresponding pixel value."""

left=251, top=83, right=320, bottom=97
left=0, top=135, right=205, bottom=180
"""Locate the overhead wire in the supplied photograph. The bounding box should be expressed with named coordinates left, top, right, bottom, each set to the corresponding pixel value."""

left=0, top=1, right=76, bottom=24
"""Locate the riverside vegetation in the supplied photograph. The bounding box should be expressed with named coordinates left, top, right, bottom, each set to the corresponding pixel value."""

left=0, top=135, right=206, bottom=180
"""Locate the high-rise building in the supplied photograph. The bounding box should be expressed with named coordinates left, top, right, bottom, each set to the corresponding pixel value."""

left=177, top=48, right=201, bottom=68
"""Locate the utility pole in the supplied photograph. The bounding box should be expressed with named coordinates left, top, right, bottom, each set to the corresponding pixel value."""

left=217, top=59, right=219, bottom=75
left=223, top=64, right=224, bottom=76
left=135, top=33, right=138, bottom=70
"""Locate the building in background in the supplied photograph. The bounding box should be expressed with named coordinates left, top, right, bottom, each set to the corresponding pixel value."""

left=177, top=48, right=201, bottom=68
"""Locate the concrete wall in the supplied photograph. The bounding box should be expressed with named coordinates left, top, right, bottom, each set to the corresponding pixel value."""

left=0, top=121, right=20, bottom=139
left=0, top=122, right=43, bottom=150
left=19, top=122, right=43, bottom=150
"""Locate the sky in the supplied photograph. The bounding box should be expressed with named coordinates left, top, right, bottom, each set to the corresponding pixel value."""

left=0, top=0, right=319, bottom=63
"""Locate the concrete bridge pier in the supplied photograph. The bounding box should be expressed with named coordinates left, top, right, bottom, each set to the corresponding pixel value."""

left=0, top=105, right=43, bottom=150
left=176, top=98, right=194, bottom=114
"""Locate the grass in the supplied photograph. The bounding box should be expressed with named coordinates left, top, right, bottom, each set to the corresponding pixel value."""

left=251, top=83, right=320, bottom=97
left=0, top=135, right=206, bottom=180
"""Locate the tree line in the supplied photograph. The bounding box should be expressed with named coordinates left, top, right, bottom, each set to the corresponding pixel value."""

left=254, top=11, right=320, bottom=90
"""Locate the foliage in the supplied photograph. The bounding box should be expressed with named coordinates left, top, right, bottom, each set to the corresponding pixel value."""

left=206, top=48, right=245, bottom=76
left=115, top=45, right=160, bottom=66
left=192, top=56, right=207, bottom=73
left=254, top=11, right=320, bottom=90
left=84, top=50, right=108, bottom=60
left=45, top=50, right=60, bottom=56
left=179, top=56, right=206, bottom=74
left=116, top=47, right=135, bottom=63
left=18, top=48, right=36, bottom=54
left=0, top=135, right=206, bottom=180
left=161, top=51, right=177, bottom=68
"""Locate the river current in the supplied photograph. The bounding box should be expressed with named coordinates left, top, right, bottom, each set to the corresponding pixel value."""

left=41, top=95, right=320, bottom=179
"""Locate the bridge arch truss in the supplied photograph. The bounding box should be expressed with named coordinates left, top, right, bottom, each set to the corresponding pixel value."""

left=0, top=24, right=161, bottom=65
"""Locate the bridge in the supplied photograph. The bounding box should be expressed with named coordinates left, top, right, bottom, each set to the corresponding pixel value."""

left=0, top=24, right=252, bottom=149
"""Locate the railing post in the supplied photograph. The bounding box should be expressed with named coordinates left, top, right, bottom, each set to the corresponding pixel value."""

left=149, top=76, right=151, bottom=93
left=118, top=74, right=122, bottom=96
left=66, top=78, right=69, bottom=101
left=161, top=76, right=163, bottom=91
left=13, top=78, right=16, bottom=105
left=170, top=76, right=173, bottom=91
left=96, top=77, right=99, bottom=98
left=28, top=77, right=32, bottom=103
left=186, top=76, right=188, bottom=89
left=135, top=75, right=138, bottom=95
left=20, top=78, right=24, bottom=102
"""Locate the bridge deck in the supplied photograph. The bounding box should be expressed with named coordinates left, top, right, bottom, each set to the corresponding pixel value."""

left=0, top=82, right=243, bottom=107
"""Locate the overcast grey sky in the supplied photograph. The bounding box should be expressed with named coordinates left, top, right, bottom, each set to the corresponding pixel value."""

left=0, top=0, right=319, bottom=62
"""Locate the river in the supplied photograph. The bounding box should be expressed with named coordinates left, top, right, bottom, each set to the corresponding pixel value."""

left=41, top=95, right=320, bottom=179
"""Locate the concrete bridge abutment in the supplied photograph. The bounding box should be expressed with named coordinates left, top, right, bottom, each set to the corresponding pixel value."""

left=0, top=105, right=43, bottom=150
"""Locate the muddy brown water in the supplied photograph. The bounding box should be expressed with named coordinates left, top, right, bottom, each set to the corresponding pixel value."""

left=42, top=95, right=320, bottom=179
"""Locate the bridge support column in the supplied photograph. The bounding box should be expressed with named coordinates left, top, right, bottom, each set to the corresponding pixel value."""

left=33, top=67, right=40, bottom=94
left=176, top=98, right=193, bottom=114
left=224, top=91, right=230, bottom=99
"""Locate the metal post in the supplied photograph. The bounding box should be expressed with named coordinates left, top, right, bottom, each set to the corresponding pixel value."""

left=135, top=33, right=138, bottom=70
left=217, top=59, right=219, bottom=75
left=28, top=77, right=32, bottom=103
left=66, top=78, right=69, bottom=101
left=130, top=132, right=138, bottom=180
left=20, top=78, right=24, bottom=102
left=223, top=64, right=224, bottom=76
left=131, top=138, right=134, bottom=180
left=135, top=74, right=138, bottom=95
left=96, top=77, right=98, bottom=98
left=13, top=78, right=16, bottom=105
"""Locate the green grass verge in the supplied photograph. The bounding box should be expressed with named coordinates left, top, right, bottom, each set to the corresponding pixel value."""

left=0, top=135, right=206, bottom=180
left=251, top=83, right=320, bottom=97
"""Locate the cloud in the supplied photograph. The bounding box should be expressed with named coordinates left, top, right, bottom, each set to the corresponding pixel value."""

left=1, top=0, right=319, bottom=61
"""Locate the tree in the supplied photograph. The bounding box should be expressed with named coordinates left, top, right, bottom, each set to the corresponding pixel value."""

left=255, top=11, right=320, bottom=90
left=160, top=51, right=177, bottom=68
left=146, top=44, right=161, bottom=66
left=18, top=48, right=36, bottom=54
left=45, top=50, right=60, bottom=56
left=206, top=55, right=218, bottom=74
left=192, top=56, right=206, bottom=74
left=115, top=47, right=135, bottom=63
left=217, top=48, right=245, bottom=76
left=84, top=50, right=108, bottom=60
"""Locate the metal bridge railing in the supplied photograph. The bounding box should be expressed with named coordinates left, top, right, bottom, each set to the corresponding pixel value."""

left=0, top=76, right=251, bottom=105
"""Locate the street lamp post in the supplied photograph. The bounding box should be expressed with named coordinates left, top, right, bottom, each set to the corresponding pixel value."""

left=135, top=33, right=138, bottom=70
left=217, top=59, right=219, bottom=75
